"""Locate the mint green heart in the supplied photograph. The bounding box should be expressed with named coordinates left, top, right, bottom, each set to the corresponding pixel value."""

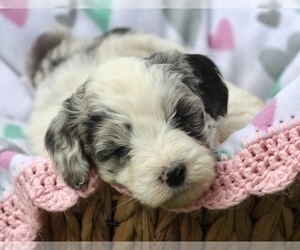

left=84, top=0, right=112, bottom=32
left=268, top=78, right=281, bottom=99
left=296, top=0, right=300, bottom=13
left=217, top=149, right=232, bottom=160
left=4, top=124, right=25, bottom=139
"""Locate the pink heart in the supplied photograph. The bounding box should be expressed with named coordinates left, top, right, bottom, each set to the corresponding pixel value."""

left=209, top=19, right=235, bottom=50
left=251, top=98, right=277, bottom=132
left=0, top=0, right=28, bottom=27
left=0, top=151, right=17, bottom=169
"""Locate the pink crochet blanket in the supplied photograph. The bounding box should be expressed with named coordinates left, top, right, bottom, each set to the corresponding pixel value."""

left=1, top=76, right=300, bottom=241
left=1, top=2, right=300, bottom=242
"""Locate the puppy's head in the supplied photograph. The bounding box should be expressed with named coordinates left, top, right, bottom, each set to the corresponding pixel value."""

left=45, top=50, right=228, bottom=209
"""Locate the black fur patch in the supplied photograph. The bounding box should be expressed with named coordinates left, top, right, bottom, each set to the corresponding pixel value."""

left=172, top=99, right=205, bottom=140
left=184, top=54, right=228, bottom=120
left=146, top=51, right=228, bottom=120
left=81, top=109, right=132, bottom=174
left=82, top=112, right=108, bottom=145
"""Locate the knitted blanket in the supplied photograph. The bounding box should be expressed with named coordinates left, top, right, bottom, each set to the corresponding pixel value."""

left=1, top=0, right=300, bottom=241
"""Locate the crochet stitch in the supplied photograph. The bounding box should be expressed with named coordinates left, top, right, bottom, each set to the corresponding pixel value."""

left=1, top=119, right=299, bottom=241
left=177, top=118, right=300, bottom=211
left=1, top=4, right=300, bottom=243
left=2, top=74, right=300, bottom=240
left=0, top=158, right=99, bottom=241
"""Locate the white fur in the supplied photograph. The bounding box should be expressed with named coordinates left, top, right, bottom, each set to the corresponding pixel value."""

left=83, top=58, right=216, bottom=208
left=26, top=30, right=264, bottom=209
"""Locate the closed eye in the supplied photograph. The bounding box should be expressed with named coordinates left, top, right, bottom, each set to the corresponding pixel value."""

left=171, top=109, right=198, bottom=126
left=171, top=109, right=205, bottom=140
left=114, top=146, right=130, bottom=156
left=97, top=145, right=130, bottom=162
left=172, top=113, right=190, bottom=127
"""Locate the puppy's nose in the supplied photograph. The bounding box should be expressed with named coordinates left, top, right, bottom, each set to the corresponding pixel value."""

left=161, top=162, right=186, bottom=187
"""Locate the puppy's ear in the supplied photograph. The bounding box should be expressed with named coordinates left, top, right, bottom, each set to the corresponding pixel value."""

left=45, top=85, right=89, bottom=189
left=184, top=54, right=228, bottom=120
left=148, top=50, right=228, bottom=120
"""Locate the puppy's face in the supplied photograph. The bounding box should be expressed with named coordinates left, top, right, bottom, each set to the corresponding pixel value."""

left=45, top=50, right=228, bottom=209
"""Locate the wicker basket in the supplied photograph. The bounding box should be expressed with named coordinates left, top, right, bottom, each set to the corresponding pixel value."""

left=36, top=176, right=300, bottom=241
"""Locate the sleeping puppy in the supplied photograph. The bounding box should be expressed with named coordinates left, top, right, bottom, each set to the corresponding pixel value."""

left=25, top=28, right=264, bottom=209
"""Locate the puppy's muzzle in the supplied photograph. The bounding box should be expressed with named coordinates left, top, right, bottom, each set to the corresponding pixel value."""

left=161, top=162, right=187, bottom=187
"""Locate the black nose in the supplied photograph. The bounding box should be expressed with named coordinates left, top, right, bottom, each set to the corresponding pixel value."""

left=162, top=163, right=186, bottom=187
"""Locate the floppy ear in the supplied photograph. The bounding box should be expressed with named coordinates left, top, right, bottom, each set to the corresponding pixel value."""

left=45, top=85, right=90, bottom=189
left=183, top=54, right=228, bottom=120
left=148, top=50, right=228, bottom=120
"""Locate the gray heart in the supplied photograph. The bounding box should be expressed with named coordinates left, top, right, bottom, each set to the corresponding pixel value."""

left=55, top=8, right=77, bottom=27
left=163, top=8, right=203, bottom=47
left=259, top=0, right=280, bottom=8
left=257, top=9, right=281, bottom=28
left=259, top=32, right=300, bottom=80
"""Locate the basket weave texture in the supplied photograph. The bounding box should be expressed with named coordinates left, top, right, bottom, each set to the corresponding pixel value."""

left=37, top=177, right=300, bottom=241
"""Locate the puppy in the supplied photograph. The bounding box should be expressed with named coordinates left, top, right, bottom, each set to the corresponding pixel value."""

left=25, top=28, right=264, bottom=209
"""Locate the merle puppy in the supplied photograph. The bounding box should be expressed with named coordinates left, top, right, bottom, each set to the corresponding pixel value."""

left=26, top=28, right=263, bottom=208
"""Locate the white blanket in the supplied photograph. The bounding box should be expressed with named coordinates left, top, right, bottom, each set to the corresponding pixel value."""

left=1, top=0, right=300, bottom=241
